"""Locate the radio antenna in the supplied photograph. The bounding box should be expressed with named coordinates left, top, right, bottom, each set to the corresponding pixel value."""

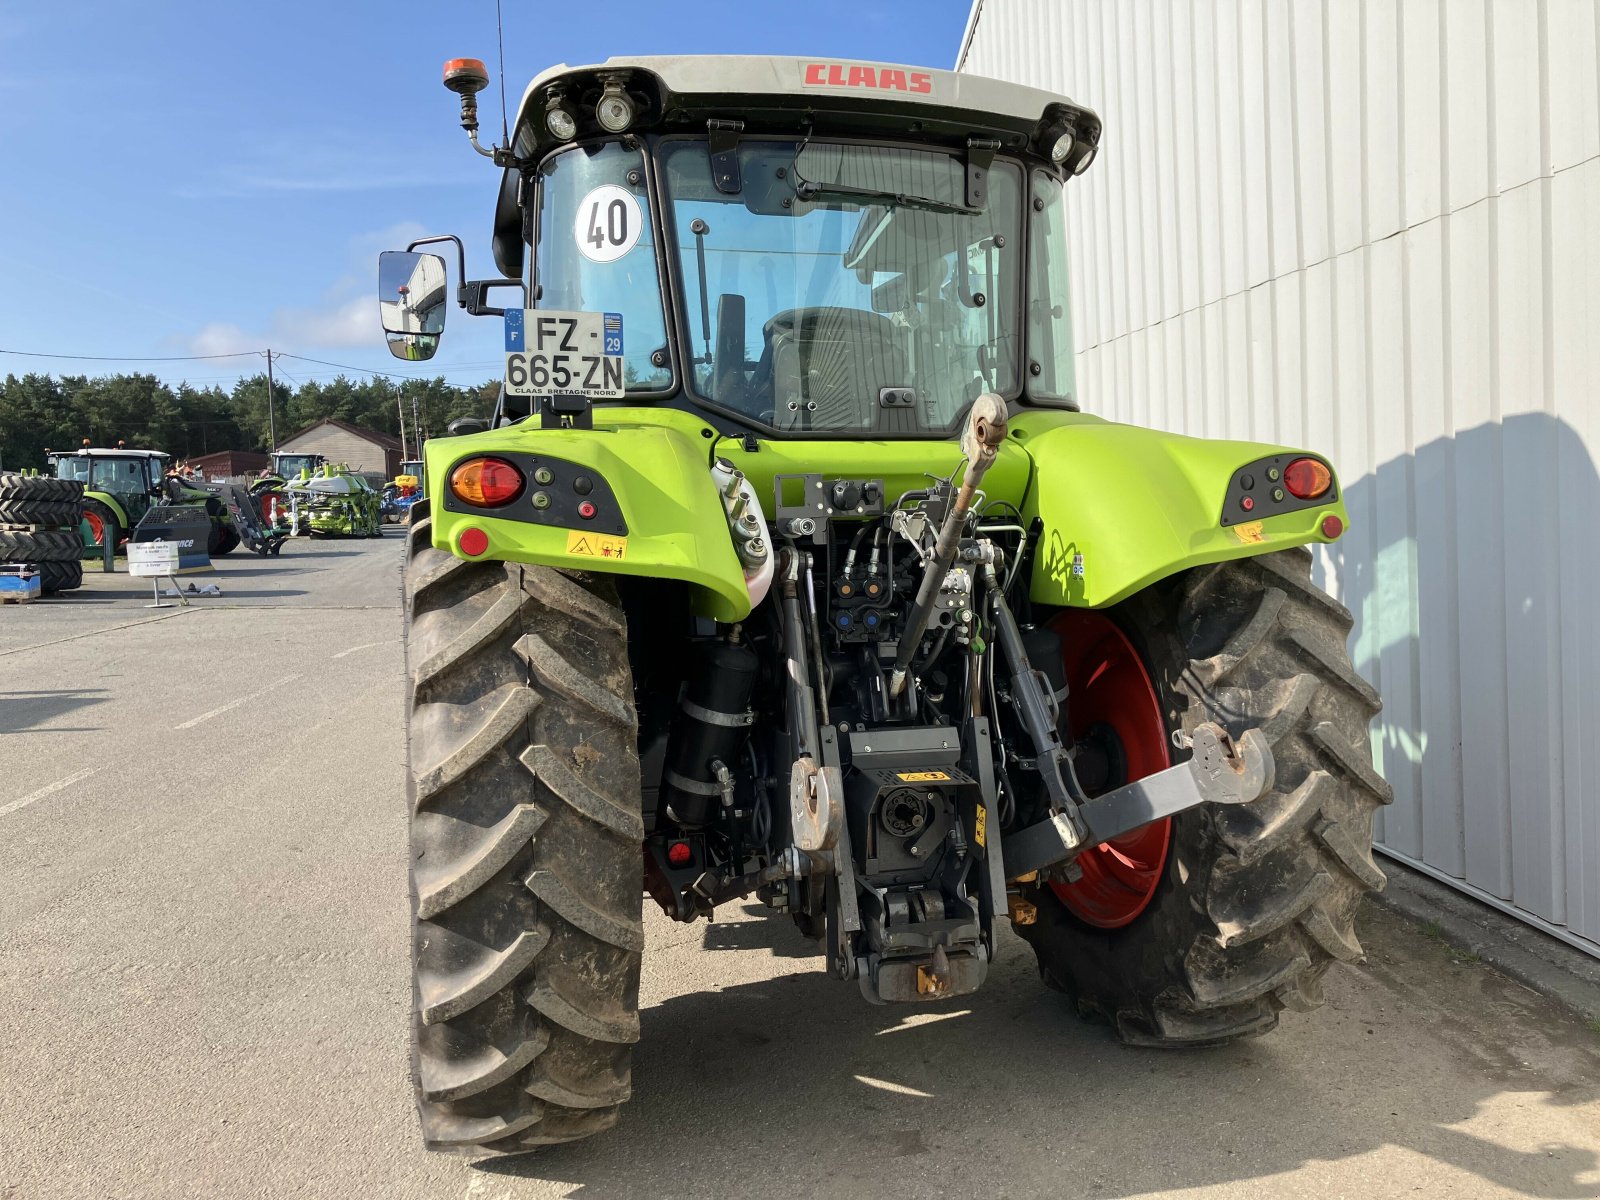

left=496, top=0, right=510, bottom=147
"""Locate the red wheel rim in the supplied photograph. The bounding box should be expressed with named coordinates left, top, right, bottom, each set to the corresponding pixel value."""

left=85, top=510, right=106, bottom=546
left=1048, top=610, right=1173, bottom=929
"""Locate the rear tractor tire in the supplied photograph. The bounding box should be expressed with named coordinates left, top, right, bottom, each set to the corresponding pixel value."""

left=81, top=499, right=123, bottom=556
left=0, top=527, right=83, bottom=565
left=0, top=498, right=81, bottom=528
left=38, top=558, right=84, bottom=594
left=405, top=510, right=644, bottom=1153
left=0, top=472, right=82, bottom=506
left=1015, top=547, right=1390, bottom=1046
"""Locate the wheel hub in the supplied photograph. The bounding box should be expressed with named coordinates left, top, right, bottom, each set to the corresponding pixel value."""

left=1047, top=610, right=1173, bottom=929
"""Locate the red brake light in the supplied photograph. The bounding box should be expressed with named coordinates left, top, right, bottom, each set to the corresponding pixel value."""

left=1283, top=457, right=1332, bottom=500
left=450, top=458, right=523, bottom=507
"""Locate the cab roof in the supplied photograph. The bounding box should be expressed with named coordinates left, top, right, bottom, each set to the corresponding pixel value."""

left=510, top=54, right=1099, bottom=162
left=49, top=448, right=168, bottom=458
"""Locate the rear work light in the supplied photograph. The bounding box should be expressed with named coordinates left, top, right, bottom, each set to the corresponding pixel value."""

left=1283, top=457, right=1333, bottom=500
left=450, top=457, right=524, bottom=507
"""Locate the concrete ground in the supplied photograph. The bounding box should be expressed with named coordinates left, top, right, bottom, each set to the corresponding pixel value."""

left=1, top=533, right=1597, bottom=1200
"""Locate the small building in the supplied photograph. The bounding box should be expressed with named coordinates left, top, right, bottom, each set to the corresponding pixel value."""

left=187, top=449, right=270, bottom=480
left=276, top=419, right=403, bottom=483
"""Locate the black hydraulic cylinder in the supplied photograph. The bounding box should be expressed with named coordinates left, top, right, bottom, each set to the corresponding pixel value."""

left=660, top=639, right=758, bottom=827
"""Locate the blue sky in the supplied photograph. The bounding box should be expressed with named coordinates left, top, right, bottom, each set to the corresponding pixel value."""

left=0, top=1, right=973, bottom=394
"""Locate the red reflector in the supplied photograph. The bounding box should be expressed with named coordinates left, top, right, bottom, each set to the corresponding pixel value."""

left=1321, top=514, right=1344, bottom=540
left=450, top=457, right=524, bottom=507
left=577, top=500, right=597, bottom=519
left=1240, top=495, right=1255, bottom=512
left=1284, top=457, right=1332, bottom=500
left=667, top=840, right=692, bottom=867
left=458, top=527, right=489, bottom=556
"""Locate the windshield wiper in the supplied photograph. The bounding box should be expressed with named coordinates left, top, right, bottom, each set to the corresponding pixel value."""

left=790, top=175, right=978, bottom=216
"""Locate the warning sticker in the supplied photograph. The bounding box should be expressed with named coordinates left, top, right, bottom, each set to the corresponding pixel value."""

left=1231, top=520, right=1266, bottom=544
left=974, top=804, right=987, bottom=848
left=565, top=530, right=628, bottom=560
left=895, top=770, right=951, bottom=782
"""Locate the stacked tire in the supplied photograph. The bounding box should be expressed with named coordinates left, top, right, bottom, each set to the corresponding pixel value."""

left=0, top=473, right=85, bottom=594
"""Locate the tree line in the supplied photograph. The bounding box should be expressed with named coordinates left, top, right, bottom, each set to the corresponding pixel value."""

left=0, top=371, right=500, bottom=473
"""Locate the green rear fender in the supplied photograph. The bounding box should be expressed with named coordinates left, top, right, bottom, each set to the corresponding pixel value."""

left=1011, top=412, right=1349, bottom=608
left=83, top=490, right=131, bottom=528
left=425, top=410, right=750, bottom=621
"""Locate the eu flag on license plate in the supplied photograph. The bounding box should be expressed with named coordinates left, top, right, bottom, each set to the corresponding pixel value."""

left=602, top=312, right=623, bottom=356
left=504, top=307, right=525, bottom=352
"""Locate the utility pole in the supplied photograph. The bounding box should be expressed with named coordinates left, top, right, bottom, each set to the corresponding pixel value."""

left=265, top=348, right=278, bottom=451
left=397, top=385, right=409, bottom=462
left=411, top=395, right=422, bottom=455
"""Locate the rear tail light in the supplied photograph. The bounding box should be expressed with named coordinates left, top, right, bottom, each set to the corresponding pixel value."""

left=450, top=457, right=524, bottom=507
left=1283, top=457, right=1332, bottom=500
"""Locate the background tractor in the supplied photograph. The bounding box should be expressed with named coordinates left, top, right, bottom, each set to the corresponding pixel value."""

left=382, top=53, right=1387, bottom=1156
left=48, top=446, right=239, bottom=557
left=381, top=461, right=425, bottom=524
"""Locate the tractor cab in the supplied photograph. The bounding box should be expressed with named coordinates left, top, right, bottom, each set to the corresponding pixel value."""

left=270, top=452, right=326, bottom=481
left=379, top=55, right=1096, bottom=436
left=48, top=446, right=170, bottom=550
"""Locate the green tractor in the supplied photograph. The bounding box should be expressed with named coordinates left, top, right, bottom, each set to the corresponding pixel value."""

left=382, top=55, right=1387, bottom=1154
left=48, top=446, right=239, bottom=557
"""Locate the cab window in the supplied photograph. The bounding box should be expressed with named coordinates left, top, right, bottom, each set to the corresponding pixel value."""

left=533, top=141, right=672, bottom=392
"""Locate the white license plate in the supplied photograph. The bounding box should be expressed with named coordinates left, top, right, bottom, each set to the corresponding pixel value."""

left=503, top=309, right=624, bottom=399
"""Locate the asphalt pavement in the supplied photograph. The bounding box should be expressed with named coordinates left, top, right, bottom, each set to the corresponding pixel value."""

left=2, top=532, right=1597, bottom=1200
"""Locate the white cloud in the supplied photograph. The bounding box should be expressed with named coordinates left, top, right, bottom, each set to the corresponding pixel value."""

left=276, top=296, right=374, bottom=349
left=178, top=297, right=387, bottom=358
left=175, top=222, right=433, bottom=359
left=186, top=322, right=262, bottom=357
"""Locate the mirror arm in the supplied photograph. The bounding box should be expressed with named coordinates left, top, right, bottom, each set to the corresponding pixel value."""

left=459, top=279, right=529, bottom=318
left=404, top=235, right=527, bottom=316
left=406, top=235, right=470, bottom=304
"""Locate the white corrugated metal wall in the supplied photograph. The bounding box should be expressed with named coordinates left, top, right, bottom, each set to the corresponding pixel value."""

left=958, top=0, right=1600, bottom=957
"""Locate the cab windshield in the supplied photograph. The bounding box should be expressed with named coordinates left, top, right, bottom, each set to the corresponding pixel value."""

left=661, top=139, right=1022, bottom=434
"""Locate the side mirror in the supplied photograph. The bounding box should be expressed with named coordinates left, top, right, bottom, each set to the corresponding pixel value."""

left=379, top=251, right=448, bottom=361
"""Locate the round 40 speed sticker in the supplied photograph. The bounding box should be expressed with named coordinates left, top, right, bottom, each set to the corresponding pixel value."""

left=574, top=184, right=643, bottom=264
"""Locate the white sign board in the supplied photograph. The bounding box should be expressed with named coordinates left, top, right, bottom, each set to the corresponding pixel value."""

left=503, top=308, right=625, bottom=399
left=127, top=540, right=180, bottom=578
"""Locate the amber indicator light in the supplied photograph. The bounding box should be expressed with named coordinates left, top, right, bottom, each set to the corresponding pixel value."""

left=450, top=457, right=524, bottom=507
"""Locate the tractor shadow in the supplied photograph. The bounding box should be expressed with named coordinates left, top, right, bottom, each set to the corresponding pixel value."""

left=480, top=905, right=1600, bottom=1198
left=699, top=903, right=824, bottom=958
left=0, top=689, right=109, bottom=733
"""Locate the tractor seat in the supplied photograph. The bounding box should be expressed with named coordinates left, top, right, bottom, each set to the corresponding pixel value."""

left=752, top=306, right=908, bottom=432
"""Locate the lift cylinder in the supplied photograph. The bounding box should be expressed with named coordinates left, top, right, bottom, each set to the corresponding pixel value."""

left=660, top=639, right=758, bottom=827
